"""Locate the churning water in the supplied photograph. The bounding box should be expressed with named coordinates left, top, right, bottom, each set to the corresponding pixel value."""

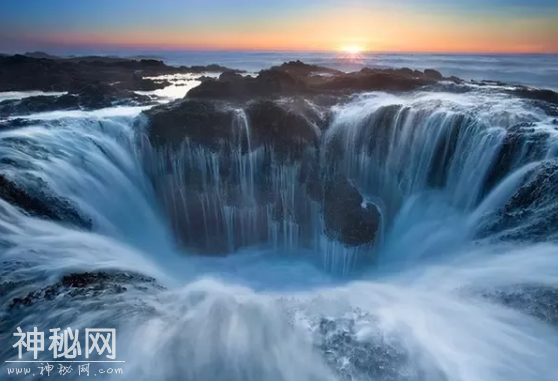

left=1, top=82, right=558, bottom=381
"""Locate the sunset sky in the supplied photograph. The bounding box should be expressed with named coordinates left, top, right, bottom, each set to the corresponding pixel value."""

left=1, top=0, right=557, bottom=53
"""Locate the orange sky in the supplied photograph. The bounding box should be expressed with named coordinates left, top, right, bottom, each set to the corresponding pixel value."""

left=2, top=1, right=558, bottom=53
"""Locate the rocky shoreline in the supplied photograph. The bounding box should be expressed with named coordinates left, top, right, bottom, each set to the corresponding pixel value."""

left=1, top=54, right=556, bottom=119
left=0, top=53, right=244, bottom=119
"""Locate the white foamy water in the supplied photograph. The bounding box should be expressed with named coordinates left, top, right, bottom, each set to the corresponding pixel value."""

left=5, top=105, right=153, bottom=121
left=0, top=72, right=212, bottom=121
left=0, top=91, right=67, bottom=102
left=137, top=72, right=220, bottom=101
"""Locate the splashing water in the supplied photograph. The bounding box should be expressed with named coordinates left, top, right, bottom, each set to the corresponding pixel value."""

left=1, top=87, right=558, bottom=381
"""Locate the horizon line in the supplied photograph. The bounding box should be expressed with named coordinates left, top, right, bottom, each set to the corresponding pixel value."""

left=3, top=48, right=558, bottom=56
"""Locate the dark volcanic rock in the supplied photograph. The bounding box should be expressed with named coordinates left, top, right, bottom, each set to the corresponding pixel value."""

left=481, top=286, right=558, bottom=327
left=318, top=317, right=412, bottom=381
left=323, top=175, right=380, bottom=246
left=246, top=99, right=320, bottom=160
left=197, top=75, right=217, bottom=83
left=257, top=68, right=309, bottom=92
left=185, top=64, right=245, bottom=74
left=146, top=99, right=237, bottom=149
left=146, top=96, right=327, bottom=156
left=23, top=51, right=61, bottom=59
left=0, top=271, right=164, bottom=364
left=317, top=68, right=434, bottom=93
left=448, top=75, right=464, bottom=83
left=481, top=160, right=558, bottom=241
left=0, top=95, right=79, bottom=117
left=502, top=161, right=558, bottom=221
left=0, top=118, right=40, bottom=130
left=69, top=82, right=152, bottom=109
left=272, top=60, right=342, bottom=76
left=219, top=70, right=244, bottom=81
left=397, top=67, right=415, bottom=77
left=0, top=174, right=92, bottom=229
left=0, top=83, right=153, bottom=116
left=476, top=79, right=509, bottom=87
left=8, top=272, right=162, bottom=310
left=483, top=122, right=550, bottom=194
left=188, top=67, right=309, bottom=99
left=423, top=69, right=443, bottom=81
left=0, top=54, right=241, bottom=92
left=466, top=82, right=558, bottom=115
left=188, top=62, right=438, bottom=100
left=510, top=88, right=558, bottom=104
left=121, top=77, right=171, bottom=91
left=508, top=87, right=558, bottom=116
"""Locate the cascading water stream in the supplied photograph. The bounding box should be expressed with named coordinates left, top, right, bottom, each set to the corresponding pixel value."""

left=1, top=88, right=558, bottom=381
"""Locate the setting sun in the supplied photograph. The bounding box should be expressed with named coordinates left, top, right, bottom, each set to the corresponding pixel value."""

left=341, top=45, right=364, bottom=54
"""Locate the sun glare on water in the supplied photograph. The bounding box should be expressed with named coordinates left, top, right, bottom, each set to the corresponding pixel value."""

left=337, top=44, right=366, bottom=63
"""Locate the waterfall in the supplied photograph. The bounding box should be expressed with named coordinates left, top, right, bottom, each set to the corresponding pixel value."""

left=142, top=90, right=558, bottom=273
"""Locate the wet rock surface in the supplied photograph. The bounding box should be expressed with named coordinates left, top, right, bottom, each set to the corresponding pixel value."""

left=0, top=118, right=39, bottom=130
left=483, top=160, right=558, bottom=241
left=146, top=96, right=328, bottom=154
left=69, top=83, right=153, bottom=108
left=482, top=122, right=552, bottom=196
left=480, top=286, right=558, bottom=327
left=245, top=99, right=320, bottom=160
left=146, top=98, right=237, bottom=149
left=0, top=270, right=165, bottom=363
left=273, top=60, right=343, bottom=77
left=187, top=61, right=446, bottom=99
left=0, top=83, right=154, bottom=117
left=0, top=174, right=92, bottom=229
left=508, top=88, right=558, bottom=116
left=188, top=67, right=309, bottom=99
left=423, top=69, right=443, bottom=81
left=0, top=94, right=79, bottom=117
left=323, top=175, right=381, bottom=246
left=6, top=272, right=163, bottom=310
left=317, top=317, right=418, bottom=381
left=509, top=87, right=558, bottom=105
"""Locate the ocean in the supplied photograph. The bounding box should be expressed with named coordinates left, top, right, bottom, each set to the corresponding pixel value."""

left=20, top=49, right=558, bottom=90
